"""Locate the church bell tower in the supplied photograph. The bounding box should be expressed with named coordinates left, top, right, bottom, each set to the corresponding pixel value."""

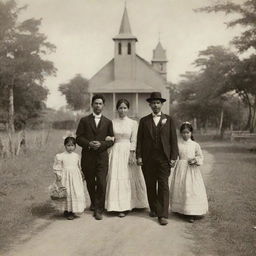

left=152, top=41, right=168, bottom=81
left=113, top=7, right=137, bottom=80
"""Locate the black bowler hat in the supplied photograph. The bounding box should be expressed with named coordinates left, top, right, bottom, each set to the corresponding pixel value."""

left=146, top=92, right=166, bottom=103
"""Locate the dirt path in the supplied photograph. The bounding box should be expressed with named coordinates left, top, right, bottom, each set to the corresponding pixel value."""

left=4, top=150, right=214, bottom=256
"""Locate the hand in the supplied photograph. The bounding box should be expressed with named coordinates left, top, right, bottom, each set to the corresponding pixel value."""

left=93, top=141, right=101, bottom=149
left=137, top=157, right=143, bottom=166
left=128, top=151, right=136, bottom=165
left=105, top=136, right=115, bottom=142
left=89, top=141, right=101, bottom=150
left=188, top=158, right=197, bottom=166
left=89, top=141, right=96, bottom=150
left=169, top=160, right=176, bottom=168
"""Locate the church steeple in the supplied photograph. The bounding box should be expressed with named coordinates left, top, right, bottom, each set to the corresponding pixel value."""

left=152, top=41, right=168, bottom=80
left=113, top=6, right=137, bottom=80
left=119, top=6, right=132, bottom=34
left=152, top=41, right=167, bottom=62
left=113, top=6, right=137, bottom=41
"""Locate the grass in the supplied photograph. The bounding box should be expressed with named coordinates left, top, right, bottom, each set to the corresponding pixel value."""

left=0, top=129, right=74, bottom=253
left=1, top=130, right=255, bottom=255
left=191, top=140, right=256, bottom=256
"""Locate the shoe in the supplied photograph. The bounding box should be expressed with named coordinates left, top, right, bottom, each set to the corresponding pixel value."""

left=188, top=217, right=195, bottom=223
left=149, top=211, right=157, bottom=218
left=67, top=212, right=75, bottom=220
left=94, top=211, right=103, bottom=220
left=89, top=204, right=95, bottom=211
left=158, top=217, right=168, bottom=225
left=118, top=212, right=126, bottom=218
left=63, top=211, right=69, bottom=217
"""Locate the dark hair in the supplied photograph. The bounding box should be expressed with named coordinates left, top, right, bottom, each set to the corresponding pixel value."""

left=180, top=122, right=195, bottom=141
left=64, top=136, right=76, bottom=146
left=116, top=98, right=130, bottom=110
left=91, top=94, right=105, bottom=105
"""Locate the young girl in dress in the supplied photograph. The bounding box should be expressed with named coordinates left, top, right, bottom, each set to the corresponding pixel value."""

left=53, top=136, right=86, bottom=220
left=170, top=122, right=208, bottom=223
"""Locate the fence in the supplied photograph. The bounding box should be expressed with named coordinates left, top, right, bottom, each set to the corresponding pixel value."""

left=230, top=131, right=256, bottom=142
left=0, top=129, right=51, bottom=158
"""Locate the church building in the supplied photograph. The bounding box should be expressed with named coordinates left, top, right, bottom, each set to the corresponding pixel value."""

left=88, top=7, right=170, bottom=118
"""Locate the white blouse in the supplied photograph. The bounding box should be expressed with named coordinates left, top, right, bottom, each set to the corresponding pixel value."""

left=112, top=116, right=138, bottom=151
left=178, top=139, right=203, bottom=165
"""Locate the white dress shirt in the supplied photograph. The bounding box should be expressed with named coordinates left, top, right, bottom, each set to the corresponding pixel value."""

left=152, top=112, right=161, bottom=126
left=93, top=113, right=102, bottom=127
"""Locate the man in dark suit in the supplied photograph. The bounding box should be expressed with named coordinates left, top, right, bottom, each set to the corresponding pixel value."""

left=76, top=94, right=114, bottom=220
left=136, top=92, right=178, bottom=225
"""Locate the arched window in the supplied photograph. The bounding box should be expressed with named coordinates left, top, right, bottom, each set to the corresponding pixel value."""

left=118, top=42, right=122, bottom=55
left=160, top=63, right=163, bottom=71
left=127, top=42, right=131, bottom=55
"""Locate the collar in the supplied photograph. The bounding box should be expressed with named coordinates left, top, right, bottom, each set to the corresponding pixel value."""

left=118, top=116, right=128, bottom=120
left=152, top=112, right=162, bottom=117
left=183, top=138, right=192, bottom=143
left=93, top=112, right=102, bottom=119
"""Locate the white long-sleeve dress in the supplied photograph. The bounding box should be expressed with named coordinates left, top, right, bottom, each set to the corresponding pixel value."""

left=105, top=117, right=148, bottom=211
left=170, top=139, right=208, bottom=215
left=53, top=151, right=86, bottom=213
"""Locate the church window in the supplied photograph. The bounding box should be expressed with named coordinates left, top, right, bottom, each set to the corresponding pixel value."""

left=160, top=63, right=163, bottom=71
left=118, top=43, right=122, bottom=55
left=127, top=42, right=131, bottom=55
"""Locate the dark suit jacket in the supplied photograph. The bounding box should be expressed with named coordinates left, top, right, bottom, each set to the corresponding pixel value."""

left=136, top=113, right=178, bottom=163
left=76, top=114, right=114, bottom=168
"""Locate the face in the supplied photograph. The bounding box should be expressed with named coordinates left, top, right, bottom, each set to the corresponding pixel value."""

left=149, top=100, right=163, bottom=114
left=92, top=98, right=104, bottom=114
left=117, top=102, right=129, bottom=118
left=181, top=128, right=192, bottom=141
left=65, top=142, right=76, bottom=153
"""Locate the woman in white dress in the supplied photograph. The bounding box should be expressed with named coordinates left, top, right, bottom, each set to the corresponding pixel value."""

left=170, top=122, right=208, bottom=223
left=105, top=99, right=148, bottom=217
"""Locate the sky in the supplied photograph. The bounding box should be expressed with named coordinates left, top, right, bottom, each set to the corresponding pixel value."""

left=16, top=0, right=244, bottom=109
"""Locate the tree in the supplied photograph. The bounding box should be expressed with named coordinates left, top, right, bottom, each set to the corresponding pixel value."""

left=226, top=55, right=256, bottom=132
left=175, top=46, right=244, bottom=134
left=0, top=0, right=56, bottom=133
left=175, top=71, right=221, bottom=130
left=194, top=46, right=240, bottom=134
left=198, top=0, right=256, bottom=53
left=59, top=74, right=90, bottom=111
left=198, top=0, right=256, bottom=132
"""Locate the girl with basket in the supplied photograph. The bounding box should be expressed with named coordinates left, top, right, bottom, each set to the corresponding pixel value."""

left=51, top=136, right=86, bottom=220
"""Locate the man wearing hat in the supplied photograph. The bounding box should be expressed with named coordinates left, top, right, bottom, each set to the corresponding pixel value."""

left=136, top=92, right=178, bottom=225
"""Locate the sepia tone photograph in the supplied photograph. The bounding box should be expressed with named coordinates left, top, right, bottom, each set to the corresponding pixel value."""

left=0, top=0, right=255, bottom=255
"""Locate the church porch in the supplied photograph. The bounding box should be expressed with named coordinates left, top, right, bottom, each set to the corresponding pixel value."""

left=89, top=92, right=150, bottom=120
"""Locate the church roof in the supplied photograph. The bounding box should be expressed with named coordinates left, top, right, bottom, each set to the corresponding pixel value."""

left=136, top=54, right=166, bottom=82
left=152, top=41, right=167, bottom=62
left=113, top=7, right=137, bottom=41
left=89, top=79, right=155, bottom=93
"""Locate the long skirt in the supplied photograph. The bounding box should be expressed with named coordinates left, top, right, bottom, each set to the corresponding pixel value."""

left=58, top=167, right=86, bottom=213
left=170, top=160, right=208, bottom=215
left=105, top=141, right=148, bottom=211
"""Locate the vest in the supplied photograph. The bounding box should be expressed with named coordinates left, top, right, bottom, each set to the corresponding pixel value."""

left=151, top=119, right=164, bottom=154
